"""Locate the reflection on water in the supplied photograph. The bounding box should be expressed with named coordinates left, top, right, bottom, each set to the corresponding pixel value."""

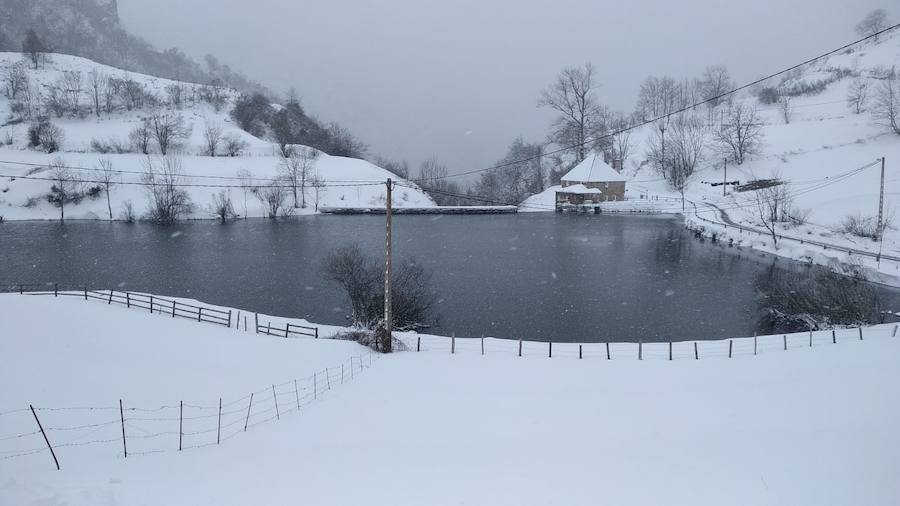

left=1, top=214, right=897, bottom=342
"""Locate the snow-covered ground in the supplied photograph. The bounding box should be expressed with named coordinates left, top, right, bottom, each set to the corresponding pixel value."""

left=0, top=53, right=434, bottom=221
left=2, top=294, right=899, bottom=505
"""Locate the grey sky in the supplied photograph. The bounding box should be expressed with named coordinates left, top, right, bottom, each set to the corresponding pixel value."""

left=119, top=0, right=890, bottom=177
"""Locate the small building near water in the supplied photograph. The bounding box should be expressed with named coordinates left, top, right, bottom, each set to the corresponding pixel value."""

left=555, top=153, right=627, bottom=208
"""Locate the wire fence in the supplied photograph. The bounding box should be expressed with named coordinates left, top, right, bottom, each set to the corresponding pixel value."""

left=0, top=354, right=376, bottom=469
left=399, top=324, right=899, bottom=362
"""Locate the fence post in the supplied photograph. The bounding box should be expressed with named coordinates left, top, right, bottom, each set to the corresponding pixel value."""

left=518, top=338, right=523, bottom=357
left=272, top=385, right=279, bottom=421
left=217, top=398, right=222, bottom=445
left=255, top=313, right=259, bottom=334
left=178, top=400, right=183, bottom=451
left=606, top=341, right=610, bottom=360
left=783, top=335, right=787, bottom=351
left=126, top=292, right=130, bottom=308
left=313, top=374, right=317, bottom=401
left=84, top=286, right=88, bottom=300
left=894, top=324, right=898, bottom=337
left=728, top=340, right=733, bottom=358
left=417, top=337, right=421, bottom=352
left=549, top=341, right=552, bottom=358
left=326, top=369, right=331, bottom=390
left=149, top=295, right=154, bottom=314
left=579, top=345, right=583, bottom=359
left=294, top=379, right=300, bottom=410
left=832, top=329, right=836, bottom=344
left=119, top=399, right=126, bottom=459
left=694, top=342, right=698, bottom=360
left=172, top=300, right=176, bottom=317
left=198, top=307, right=203, bottom=323
left=638, top=340, right=642, bottom=360
left=809, top=331, right=813, bottom=347
left=29, top=405, right=59, bottom=471
left=228, top=310, right=232, bottom=329
left=108, top=290, right=113, bottom=304
left=19, top=284, right=23, bottom=295
left=451, top=334, right=455, bottom=355
left=859, top=327, right=863, bottom=341
left=481, top=335, right=484, bottom=356
left=244, top=315, right=248, bottom=332
left=753, top=333, right=757, bottom=356
left=54, top=283, right=58, bottom=297
left=244, top=393, right=254, bottom=432
left=668, top=342, right=672, bottom=361
left=314, top=327, right=318, bottom=339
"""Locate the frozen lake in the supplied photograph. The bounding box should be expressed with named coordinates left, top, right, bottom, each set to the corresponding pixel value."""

left=2, top=213, right=897, bottom=341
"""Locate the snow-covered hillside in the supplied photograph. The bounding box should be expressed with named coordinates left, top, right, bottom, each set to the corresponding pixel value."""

left=523, top=30, right=900, bottom=276
left=2, top=294, right=899, bottom=505
left=0, top=53, right=434, bottom=221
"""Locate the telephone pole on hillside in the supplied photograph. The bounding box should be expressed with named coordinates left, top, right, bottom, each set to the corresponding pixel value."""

left=877, top=157, right=886, bottom=242
left=723, top=158, right=727, bottom=197
left=383, top=178, right=393, bottom=353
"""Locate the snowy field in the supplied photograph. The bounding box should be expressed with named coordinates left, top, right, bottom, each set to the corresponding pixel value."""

left=2, top=294, right=899, bottom=505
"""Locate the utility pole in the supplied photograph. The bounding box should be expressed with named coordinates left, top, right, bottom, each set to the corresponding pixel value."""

left=877, top=157, right=886, bottom=242
left=723, top=158, right=727, bottom=197
left=383, top=178, right=393, bottom=353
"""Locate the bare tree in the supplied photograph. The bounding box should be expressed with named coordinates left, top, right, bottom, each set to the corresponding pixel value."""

left=311, top=174, right=326, bottom=212
left=209, top=190, right=238, bottom=222
left=752, top=177, right=793, bottom=247
left=700, top=65, right=734, bottom=108
left=714, top=103, right=764, bottom=164
left=778, top=93, right=793, bottom=124
left=236, top=168, right=254, bottom=218
left=60, top=70, right=83, bottom=116
left=847, top=77, right=868, bottom=114
left=22, top=29, right=48, bottom=69
left=538, top=63, right=603, bottom=162
left=141, top=156, right=193, bottom=224
left=87, top=69, right=106, bottom=118
left=855, top=9, right=890, bottom=41
left=635, top=76, right=682, bottom=120
left=94, top=158, right=118, bottom=221
left=872, top=71, right=900, bottom=135
left=609, top=112, right=632, bottom=169
left=102, top=76, right=117, bottom=114
left=222, top=134, right=248, bottom=157
left=28, top=119, right=64, bottom=153
left=279, top=146, right=318, bottom=208
left=256, top=180, right=291, bottom=218
left=417, top=157, right=464, bottom=206
left=129, top=123, right=152, bottom=154
left=148, top=112, right=191, bottom=155
left=2, top=61, right=28, bottom=100
left=166, top=83, right=186, bottom=109
left=649, top=115, right=706, bottom=210
left=46, top=158, right=81, bottom=221
left=203, top=121, right=223, bottom=156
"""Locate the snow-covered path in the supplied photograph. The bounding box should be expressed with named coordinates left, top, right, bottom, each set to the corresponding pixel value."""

left=1, top=295, right=899, bottom=505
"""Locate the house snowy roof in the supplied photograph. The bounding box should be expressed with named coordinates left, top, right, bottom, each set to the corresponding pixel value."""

left=556, top=184, right=601, bottom=195
left=561, top=153, right=627, bottom=183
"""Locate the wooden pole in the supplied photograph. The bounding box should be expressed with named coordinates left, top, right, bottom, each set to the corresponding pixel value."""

left=832, top=329, right=836, bottom=344
left=417, top=337, right=421, bottom=352
left=119, top=399, right=126, bottom=458
left=383, top=178, right=394, bottom=353
left=893, top=325, right=898, bottom=337
left=244, top=393, right=254, bottom=432
left=198, top=307, right=203, bottom=323
left=694, top=342, right=698, bottom=360
left=294, top=380, right=300, bottom=410
left=149, top=295, right=154, bottom=314
left=549, top=341, right=552, bottom=358
left=451, top=333, right=455, bottom=354
left=178, top=400, right=183, bottom=451
left=579, top=345, right=583, bottom=359
left=668, top=342, right=672, bottom=361
left=228, top=310, right=232, bottom=329
left=606, top=342, right=610, bottom=360
left=217, top=398, right=222, bottom=445
left=244, top=315, right=248, bottom=332
left=272, top=385, right=279, bottom=420
left=753, top=333, right=757, bottom=355
left=638, top=340, right=642, bottom=360
left=783, top=335, right=787, bottom=351
left=172, top=300, right=176, bottom=317
left=326, top=368, right=331, bottom=390
left=729, top=340, right=733, bottom=358
left=108, top=289, right=114, bottom=304
left=518, top=338, right=522, bottom=357
left=54, top=283, right=58, bottom=297
left=481, top=335, right=484, bottom=355
left=84, top=286, right=88, bottom=300
left=859, top=327, right=864, bottom=341
left=809, top=331, right=813, bottom=347
left=126, top=291, right=130, bottom=308
left=29, top=405, right=59, bottom=470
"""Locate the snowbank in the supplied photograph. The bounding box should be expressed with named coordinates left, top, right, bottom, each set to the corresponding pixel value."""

left=2, top=294, right=899, bottom=505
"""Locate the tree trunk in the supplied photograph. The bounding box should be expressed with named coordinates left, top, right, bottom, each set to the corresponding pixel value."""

left=106, top=186, right=112, bottom=221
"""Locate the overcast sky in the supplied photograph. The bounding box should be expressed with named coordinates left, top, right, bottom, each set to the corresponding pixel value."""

left=119, top=0, right=890, bottom=177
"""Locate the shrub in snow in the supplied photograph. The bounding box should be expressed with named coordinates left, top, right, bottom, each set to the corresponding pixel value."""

left=141, top=156, right=193, bottom=224
left=27, top=119, right=64, bottom=153
left=839, top=213, right=892, bottom=240
left=120, top=200, right=136, bottom=223
left=757, top=87, right=779, bottom=105
left=222, top=134, right=248, bottom=157
left=332, top=329, right=408, bottom=353
left=322, top=244, right=437, bottom=332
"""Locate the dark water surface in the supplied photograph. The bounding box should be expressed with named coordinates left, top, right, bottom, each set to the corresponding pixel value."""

left=2, top=213, right=897, bottom=341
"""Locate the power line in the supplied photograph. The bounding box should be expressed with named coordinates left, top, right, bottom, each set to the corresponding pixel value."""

left=0, top=172, right=383, bottom=189
left=408, top=22, right=900, bottom=184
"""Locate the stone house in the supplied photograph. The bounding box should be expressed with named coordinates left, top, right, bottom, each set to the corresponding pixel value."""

left=555, top=153, right=627, bottom=207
